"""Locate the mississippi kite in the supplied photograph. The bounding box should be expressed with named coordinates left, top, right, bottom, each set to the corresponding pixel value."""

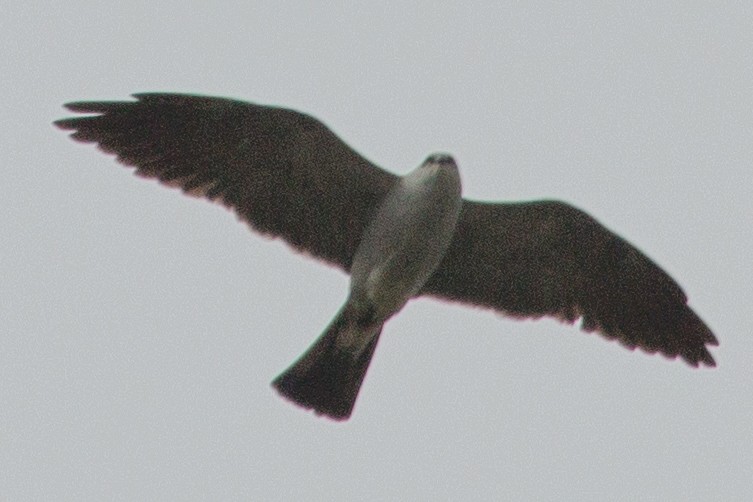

left=55, top=93, right=717, bottom=420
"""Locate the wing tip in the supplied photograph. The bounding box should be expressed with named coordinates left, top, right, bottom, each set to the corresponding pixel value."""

left=678, top=347, right=716, bottom=368
left=578, top=303, right=718, bottom=369
left=52, top=117, right=77, bottom=130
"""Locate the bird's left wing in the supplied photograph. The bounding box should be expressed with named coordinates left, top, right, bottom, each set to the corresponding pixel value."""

left=422, top=199, right=717, bottom=366
left=55, top=93, right=397, bottom=271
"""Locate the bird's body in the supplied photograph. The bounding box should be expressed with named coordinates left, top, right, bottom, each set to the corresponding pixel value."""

left=350, top=155, right=462, bottom=319
left=273, top=155, right=462, bottom=418
left=55, top=93, right=717, bottom=420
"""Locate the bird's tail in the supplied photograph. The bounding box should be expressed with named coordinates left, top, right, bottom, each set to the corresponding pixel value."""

left=272, top=306, right=383, bottom=420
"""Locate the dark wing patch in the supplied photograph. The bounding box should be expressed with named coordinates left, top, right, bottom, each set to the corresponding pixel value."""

left=55, top=93, right=397, bottom=271
left=423, top=200, right=717, bottom=367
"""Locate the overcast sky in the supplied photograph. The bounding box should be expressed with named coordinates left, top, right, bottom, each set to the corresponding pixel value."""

left=2, top=2, right=752, bottom=500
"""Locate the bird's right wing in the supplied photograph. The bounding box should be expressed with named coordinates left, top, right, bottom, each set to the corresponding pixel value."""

left=55, top=93, right=398, bottom=271
left=422, top=199, right=717, bottom=366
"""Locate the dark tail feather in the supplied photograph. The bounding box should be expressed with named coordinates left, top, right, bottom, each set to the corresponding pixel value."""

left=272, top=310, right=382, bottom=421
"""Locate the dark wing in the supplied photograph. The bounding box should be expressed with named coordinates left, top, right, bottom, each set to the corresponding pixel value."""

left=422, top=200, right=717, bottom=367
left=55, top=93, right=397, bottom=271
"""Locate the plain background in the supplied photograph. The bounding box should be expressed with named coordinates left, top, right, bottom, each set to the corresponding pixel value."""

left=2, top=2, right=752, bottom=500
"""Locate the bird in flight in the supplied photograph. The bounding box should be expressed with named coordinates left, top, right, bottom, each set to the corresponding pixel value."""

left=55, top=93, right=717, bottom=420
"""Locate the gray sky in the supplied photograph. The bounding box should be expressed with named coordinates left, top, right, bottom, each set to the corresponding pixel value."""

left=3, top=2, right=752, bottom=500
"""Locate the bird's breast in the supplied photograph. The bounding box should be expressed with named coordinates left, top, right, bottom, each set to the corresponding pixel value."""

left=348, top=162, right=462, bottom=318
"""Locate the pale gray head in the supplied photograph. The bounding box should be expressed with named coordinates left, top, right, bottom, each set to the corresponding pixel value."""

left=417, top=154, right=458, bottom=182
left=405, top=153, right=461, bottom=190
left=424, top=153, right=456, bottom=167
